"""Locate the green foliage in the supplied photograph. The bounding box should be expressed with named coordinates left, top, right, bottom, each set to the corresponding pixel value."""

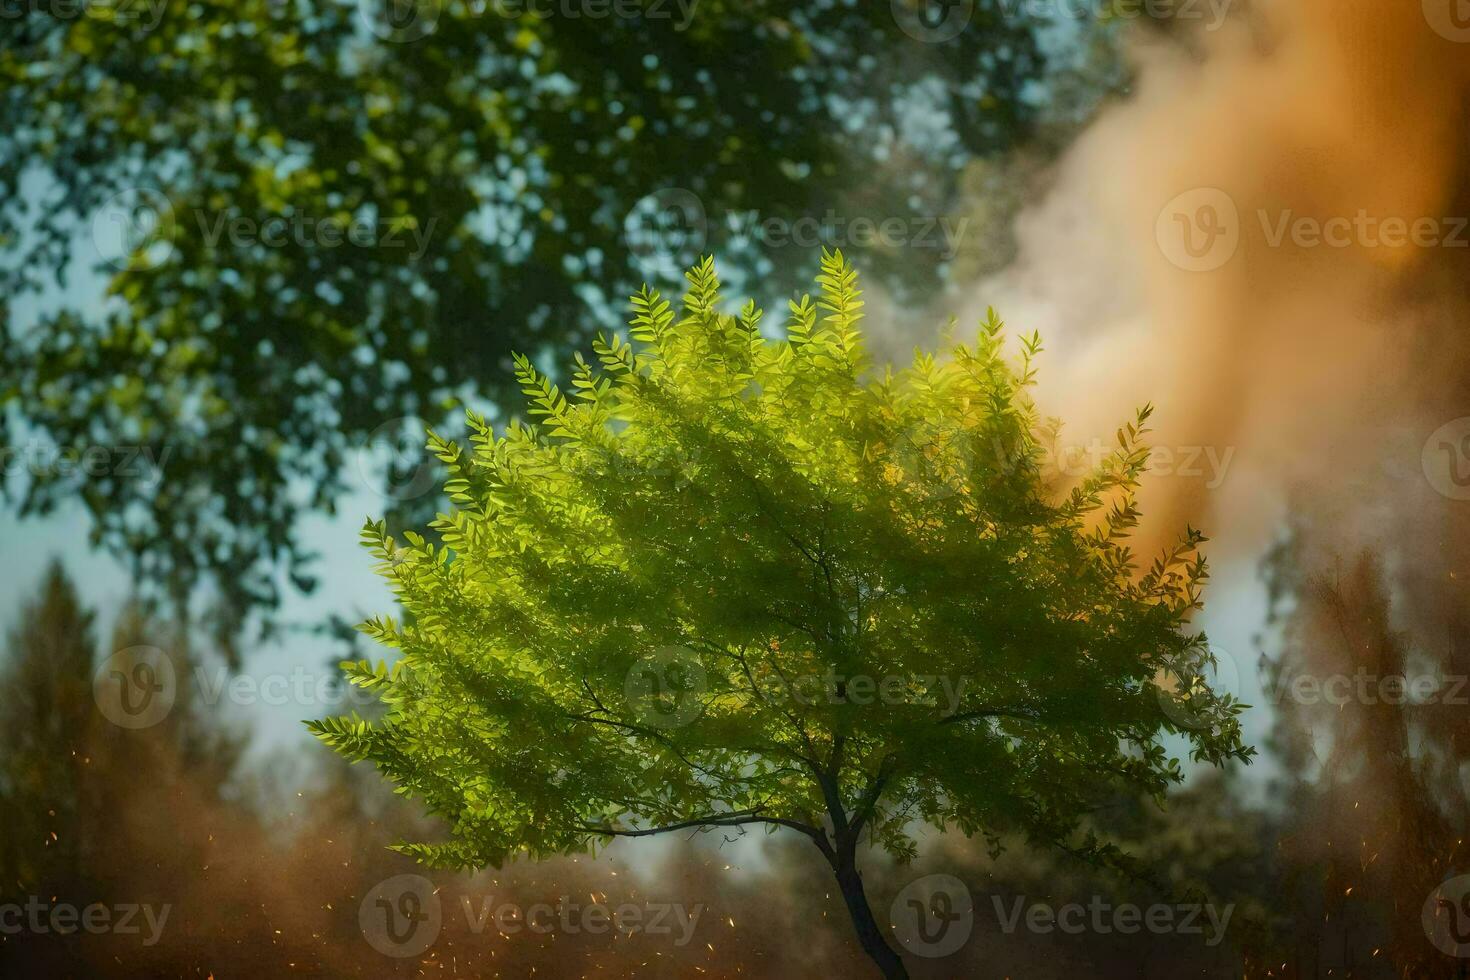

left=0, top=0, right=1060, bottom=617
left=311, top=252, right=1252, bottom=873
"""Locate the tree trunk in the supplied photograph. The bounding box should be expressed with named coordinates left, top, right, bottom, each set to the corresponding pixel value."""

left=834, top=859, right=910, bottom=979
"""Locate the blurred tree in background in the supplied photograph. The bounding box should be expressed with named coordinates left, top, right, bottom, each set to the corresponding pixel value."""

left=0, top=0, right=1118, bottom=629
left=0, top=562, right=98, bottom=892
left=1257, top=534, right=1470, bottom=978
left=0, top=564, right=247, bottom=910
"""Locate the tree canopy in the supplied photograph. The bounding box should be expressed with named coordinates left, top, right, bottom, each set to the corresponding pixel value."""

left=1, top=1, right=1070, bottom=619
left=311, top=252, right=1253, bottom=976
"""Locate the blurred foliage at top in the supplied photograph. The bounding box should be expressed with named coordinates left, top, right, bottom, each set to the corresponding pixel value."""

left=0, top=0, right=1119, bottom=629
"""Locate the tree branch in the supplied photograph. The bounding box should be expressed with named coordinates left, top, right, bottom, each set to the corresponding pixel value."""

left=577, top=808, right=835, bottom=862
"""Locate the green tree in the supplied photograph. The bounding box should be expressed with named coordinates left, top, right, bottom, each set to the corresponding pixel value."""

left=311, top=253, right=1252, bottom=978
left=0, top=0, right=1079, bottom=621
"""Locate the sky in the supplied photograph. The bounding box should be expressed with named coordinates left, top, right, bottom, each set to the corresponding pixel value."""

left=2, top=173, right=394, bottom=757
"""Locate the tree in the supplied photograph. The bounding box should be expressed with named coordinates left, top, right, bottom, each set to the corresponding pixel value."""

left=0, top=562, right=98, bottom=893
left=309, top=252, right=1253, bottom=978
left=1258, top=536, right=1466, bottom=978
left=0, top=0, right=1074, bottom=622
left=0, top=563, right=248, bottom=891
